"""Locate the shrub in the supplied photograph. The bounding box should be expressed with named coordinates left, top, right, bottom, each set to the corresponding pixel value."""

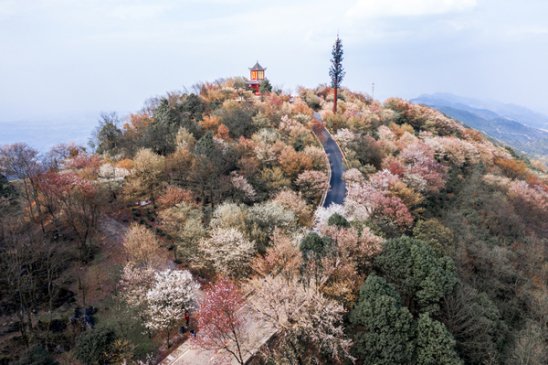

left=74, top=328, right=116, bottom=365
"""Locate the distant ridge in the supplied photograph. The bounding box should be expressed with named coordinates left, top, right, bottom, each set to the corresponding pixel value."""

left=412, top=93, right=548, bottom=157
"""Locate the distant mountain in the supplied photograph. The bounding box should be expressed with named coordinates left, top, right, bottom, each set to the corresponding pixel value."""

left=0, top=113, right=103, bottom=153
left=412, top=93, right=548, bottom=157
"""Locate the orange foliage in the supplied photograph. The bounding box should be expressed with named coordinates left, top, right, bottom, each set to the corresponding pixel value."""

left=116, top=159, right=134, bottom=170
left=157, top=185, right=194, bottom=208
left=388, top=122, right=414, bottom=138
left=251, top=229, right=302, bottom=278
left=524, top=174, right=547, bottom=191
left=200, top=115, right=221, bottom=131
left=494, top=157, right=529, bottom=180
left=124, top=113, right=153, bottom=131
left=216, top=123, right=230, bottom=140
left=278, top=146, right=313, bottom=178
left=236, top=136, right=255, bottom=152
left=67, top=154, right=101, bottom=179
left=309, top=119, right=325, bottom=139
left=390, top=180, right=424, bottom=207
left=292, top=100, right=313, bottom=116
left=463, top=128, right=485, bottom=142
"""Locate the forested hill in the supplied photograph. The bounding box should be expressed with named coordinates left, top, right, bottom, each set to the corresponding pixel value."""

left=412, top=93, right=548, bottom=159
left=0, top=80, right=546, bottom=365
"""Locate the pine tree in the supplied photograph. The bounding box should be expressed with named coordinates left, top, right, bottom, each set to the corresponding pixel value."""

left=416, top=314, right=463, bottom=365
left=350, top=274, right=415, bottom=364
left=329, top=35, right=345, bottom=113
left=259, top=79, right=273, bottom=94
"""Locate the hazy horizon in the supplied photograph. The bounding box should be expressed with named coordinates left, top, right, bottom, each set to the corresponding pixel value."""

left=1, top=0, right=548, bottom=134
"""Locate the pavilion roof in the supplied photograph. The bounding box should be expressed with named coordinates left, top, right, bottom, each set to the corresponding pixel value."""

left=249, top=61, right=266, bottom=71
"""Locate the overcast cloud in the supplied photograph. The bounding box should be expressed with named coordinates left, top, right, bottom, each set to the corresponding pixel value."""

left=1, top=0, right=547, bottom=121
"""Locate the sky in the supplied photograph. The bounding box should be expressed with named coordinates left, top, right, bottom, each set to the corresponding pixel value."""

left=1, top=0, right=548, bottom=123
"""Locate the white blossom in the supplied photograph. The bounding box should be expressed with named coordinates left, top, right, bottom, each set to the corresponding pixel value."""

left=144, top=269, right=199, bottom=334
left=200, top=227, right=255, bottom=277
left=230, top=172, right=256, bottom=199
left=98, top=163, right=130, bottom=181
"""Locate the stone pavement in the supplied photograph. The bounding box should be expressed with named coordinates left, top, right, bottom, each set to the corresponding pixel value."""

left=159, top=303, right=276, bottom=365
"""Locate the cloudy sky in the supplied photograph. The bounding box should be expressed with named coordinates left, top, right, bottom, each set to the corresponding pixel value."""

left=1, top=0, right=547, bottom=121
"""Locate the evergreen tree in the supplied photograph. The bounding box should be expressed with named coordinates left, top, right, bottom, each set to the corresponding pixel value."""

left=300, top=232, right=331, bottom=260
left=0, top=173, right=16, bottom=200
left=93, top=112, right=122, bottom=155
left=259, top=79, right=273, bottom=94
left=416, top=314, right=463, bottom=365
left=194, top=131, right=216, bottom=157
left=329, top=35, right=345, bottom=113
left=375, top=237, right=457, bottom=314
left=327, top=213, right=350, bottom=228
left=350, top=274, right=415, bottom=364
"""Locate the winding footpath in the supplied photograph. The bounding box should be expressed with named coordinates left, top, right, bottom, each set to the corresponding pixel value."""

left=159, top=111, right=346, bottom=365
left=312, top=112, right=346, bottom=207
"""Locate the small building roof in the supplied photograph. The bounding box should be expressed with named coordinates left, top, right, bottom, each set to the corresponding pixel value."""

left=249, top=61, right=266, bottom=71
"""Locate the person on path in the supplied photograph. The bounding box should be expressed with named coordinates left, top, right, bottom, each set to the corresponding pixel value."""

left=185, top=310, right=190, bottom=326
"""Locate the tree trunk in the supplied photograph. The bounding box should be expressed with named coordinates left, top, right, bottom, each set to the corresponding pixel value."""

left=333, top=87, right=338, bottom=114
left=231, top=327, right=245, bottom=365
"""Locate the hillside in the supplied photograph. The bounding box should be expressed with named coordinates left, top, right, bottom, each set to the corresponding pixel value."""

left=412, top=93, right=548, bottom=158
left=0, top=81, right=547, bottom=365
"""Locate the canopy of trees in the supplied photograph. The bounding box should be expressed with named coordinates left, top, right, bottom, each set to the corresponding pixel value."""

left=1, top=80, right=546, bottom=365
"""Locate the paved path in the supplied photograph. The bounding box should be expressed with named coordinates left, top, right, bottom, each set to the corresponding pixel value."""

left=159, top=303, right=275, bottom=365
left=98, top=216, right=128, bottom=243
left=313, top=112, right=346, bottom=207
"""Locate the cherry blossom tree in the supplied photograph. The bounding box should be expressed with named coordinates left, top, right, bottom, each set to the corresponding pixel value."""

left=278, top=145, right=313, bottom=179
left=274, top=190, right=313, bottom=226
left=124, top=148, right=165, bottom=201
left=248, top=275, right=353, bottom=363
left=369, top=193, right=413, bottom=236
left=295, top=170, right=329, bottom=204
left=424, top=136, right=479, bottom=167
left=200, top=227, right=255, bottom=278
left=158, top=202, right=205, bottom=261
left=98, top=162, right=130, bottom=181
left=303, top=145, right=327, bottom=170
left=230, top=172, right=256, bottom=201
left=314, top=203, right=347, bottom=228
left=122, top=223, right=163, bottom=267
left=194, top=278, right=249, bottom=365
left=209, top=202, right=249, bottom=232
left=156, top=185, right=193, bottom=209
left=334, top=128, right=356, bottom=149
left=144, top=269, right=199, bottom=347
left=400, top=142, right=445, bottom=194
left=251, top=229, right=302, bottom=278
left=37, top=171, right=102, bottom=259
left=119, top=263, right=156, bottom=311
left=344, top=173, right=414, bottom=235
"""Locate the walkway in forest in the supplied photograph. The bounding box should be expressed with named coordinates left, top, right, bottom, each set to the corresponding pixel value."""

left=158, top=301, right=275, bottom=365
left=160, top=111, right=347, bottom=365
left=312, top=112, right=346, bottom=207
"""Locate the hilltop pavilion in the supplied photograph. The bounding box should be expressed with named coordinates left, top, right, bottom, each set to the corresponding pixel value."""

left=247, top=61, right=266, bottom=95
